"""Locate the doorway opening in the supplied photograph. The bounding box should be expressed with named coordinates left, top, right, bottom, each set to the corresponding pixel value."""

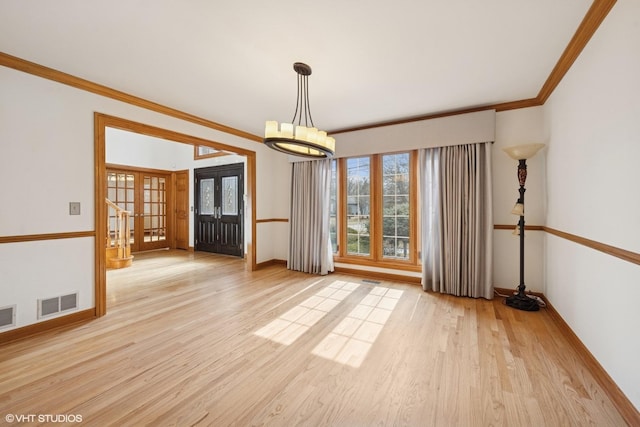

left=95, top=113, right=257, bottom=317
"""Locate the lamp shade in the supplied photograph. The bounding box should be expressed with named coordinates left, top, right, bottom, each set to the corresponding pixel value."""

left=502, top=143, right=545, bottom=160
left=511, top=202, right=524, bottom=216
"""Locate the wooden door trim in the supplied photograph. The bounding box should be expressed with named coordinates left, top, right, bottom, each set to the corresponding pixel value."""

left=106, top=163, right=175, bottom=175
left=95, top=113, right=257, bottom=317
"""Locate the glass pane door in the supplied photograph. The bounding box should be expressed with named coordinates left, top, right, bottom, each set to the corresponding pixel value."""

left=142, top=175, right=167, bottom=245
left=107, top=171, right=136, bottom=247
left=107, top=168, right=171, bottom=252
left=194, top=163, right=244, bottom=257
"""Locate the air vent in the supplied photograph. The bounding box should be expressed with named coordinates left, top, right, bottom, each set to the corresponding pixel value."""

left=40, top=297, right=59, bottom=317
left=61, top=293, right=77, bottom=311
left=38, top=292, right=78, bottom=319
left=362, top=279, right=381, bottom=285
left=0, top=305, right=16, bottom=329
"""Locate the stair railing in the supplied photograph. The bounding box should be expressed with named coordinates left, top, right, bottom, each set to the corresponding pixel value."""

left=105, top=198, right=131, bottom=258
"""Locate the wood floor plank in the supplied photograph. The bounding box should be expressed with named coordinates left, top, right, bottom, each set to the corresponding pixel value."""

left=0, top=250, right=629, bottom=426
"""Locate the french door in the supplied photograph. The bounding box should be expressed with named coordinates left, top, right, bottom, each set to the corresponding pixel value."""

left=195, top=164, right=244, bottom=257
left=107, top=167, right=172, bottom=252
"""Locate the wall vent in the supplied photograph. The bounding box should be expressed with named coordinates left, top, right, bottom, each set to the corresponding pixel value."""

left=38, top=292, right=78, bottom=319
left=60, top=293, right=77, bottom=311
left=0, top=305, right=16, bottom=329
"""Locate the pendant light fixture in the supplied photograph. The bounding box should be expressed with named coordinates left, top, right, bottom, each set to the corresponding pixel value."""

left=264, top=62, right=335, bottom=158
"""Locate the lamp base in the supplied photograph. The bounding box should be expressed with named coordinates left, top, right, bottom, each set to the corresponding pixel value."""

left=505, top=291, right=540, bottom=311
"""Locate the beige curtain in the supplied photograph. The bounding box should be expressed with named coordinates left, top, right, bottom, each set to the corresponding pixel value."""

left=288, top=159, right=334, bottom=275
left=420, top=142, right=493, bottom=299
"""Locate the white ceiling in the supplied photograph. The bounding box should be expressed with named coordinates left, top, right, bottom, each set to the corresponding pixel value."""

left=0, top=0, right=593, bottom=138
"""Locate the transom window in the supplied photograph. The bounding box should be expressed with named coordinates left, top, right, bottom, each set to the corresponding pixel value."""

left=194, top=145, right=231, bottom=160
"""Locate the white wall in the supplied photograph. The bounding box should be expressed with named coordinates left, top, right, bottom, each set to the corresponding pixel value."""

left=0, top=238, right=94, bottom=327
left=0, top=65, right=289, bottom=331
left=107, top=128, right=191, bottom=171
left=543, top=0, right=640, bottom=409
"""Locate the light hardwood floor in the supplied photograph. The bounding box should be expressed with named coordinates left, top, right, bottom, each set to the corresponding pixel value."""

left=0, top=250, right=628, bottom=426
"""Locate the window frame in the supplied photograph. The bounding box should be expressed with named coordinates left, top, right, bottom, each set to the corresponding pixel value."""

left=194, top=144, right=232, bottom=160
left=343, top=156, right=373, bottom=258
left=333, top=150, right=420, bottom=271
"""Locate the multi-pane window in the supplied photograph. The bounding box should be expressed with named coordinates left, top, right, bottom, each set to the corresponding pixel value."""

left=382, top=153, right=410, bottom=260
left=346, top=157, right=371, bottom=256
left=334, top=151, right=416, bottom=268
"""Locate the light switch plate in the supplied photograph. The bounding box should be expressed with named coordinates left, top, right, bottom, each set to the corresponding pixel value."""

left=69, top=202, right=81, bottom=215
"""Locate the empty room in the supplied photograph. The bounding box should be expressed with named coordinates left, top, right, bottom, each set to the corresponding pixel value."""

left=0, top=0, right=638, bottom=425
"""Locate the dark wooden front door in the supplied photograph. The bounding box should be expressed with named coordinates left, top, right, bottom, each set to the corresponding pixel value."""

left=194, top=164, right=244, bottom=257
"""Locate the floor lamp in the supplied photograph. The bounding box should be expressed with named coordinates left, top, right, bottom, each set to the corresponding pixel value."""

left=502, top=143, right=545, bottom=311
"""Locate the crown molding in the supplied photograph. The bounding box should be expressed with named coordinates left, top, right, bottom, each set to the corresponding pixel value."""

left=0, top=51, right=262, bottom=143
left=331, top=0, right=616, bottom=135
left=537, top=0, right=617, bottom=104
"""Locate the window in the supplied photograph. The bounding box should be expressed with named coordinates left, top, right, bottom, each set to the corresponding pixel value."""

left=194, top=145, right=231, bottom=160
left=382, top=153, right=410, bottom=260
left=334, top=151, right=417, bottom=270
left=345, top=157, right=371, bottom=256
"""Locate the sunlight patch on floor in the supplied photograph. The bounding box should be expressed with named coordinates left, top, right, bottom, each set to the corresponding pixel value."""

left=254, top=280, right=360, bottom=345
left=311, top=286, right=404, bottom=368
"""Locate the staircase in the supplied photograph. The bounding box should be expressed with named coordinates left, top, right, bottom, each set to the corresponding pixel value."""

left=106, top=198, right=133, bottom=269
